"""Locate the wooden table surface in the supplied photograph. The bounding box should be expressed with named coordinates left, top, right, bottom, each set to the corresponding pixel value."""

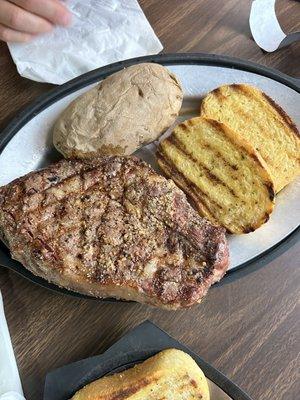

left=0, top=1, right=299, bottom=399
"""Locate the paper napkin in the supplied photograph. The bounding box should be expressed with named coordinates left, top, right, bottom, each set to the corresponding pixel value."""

left=0, top=292, right=25, bottom=400
left=8, top=0, right=163, bottom=84
left=250, top=0, right=286, bottom=52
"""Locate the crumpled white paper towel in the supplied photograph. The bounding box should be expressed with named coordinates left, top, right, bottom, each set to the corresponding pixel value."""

left=0, top=394, right=25, bottom=400
left=8, top=0, right=163, bottom=84
left=0, top=292, right=25, bottom=400
left=250, top=0, right=286, bottom=52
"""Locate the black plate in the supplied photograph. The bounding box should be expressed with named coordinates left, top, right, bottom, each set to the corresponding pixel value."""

left=0, top=53, right=299, bottom=301
left=44, top=320, right=253, bottom=400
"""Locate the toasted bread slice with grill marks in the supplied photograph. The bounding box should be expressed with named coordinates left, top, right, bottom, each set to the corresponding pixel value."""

left=71, top=349, right=210, bottom=400
left=201, top=84, right=300, bottom=193
left=157, top=117, right=275, bottom=234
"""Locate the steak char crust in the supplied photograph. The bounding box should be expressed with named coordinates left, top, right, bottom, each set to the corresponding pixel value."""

left=0, top=156, right=229, bottom=309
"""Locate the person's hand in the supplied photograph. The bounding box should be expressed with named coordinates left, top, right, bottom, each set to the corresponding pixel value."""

left=0, top=0, right=71, bottom=42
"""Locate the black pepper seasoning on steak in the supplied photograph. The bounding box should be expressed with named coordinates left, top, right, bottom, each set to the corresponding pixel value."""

left=0, top=156, right=229, bottom=309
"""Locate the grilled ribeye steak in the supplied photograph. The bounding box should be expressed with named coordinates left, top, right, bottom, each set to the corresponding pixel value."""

left=0, top=156, right=229, bottom=309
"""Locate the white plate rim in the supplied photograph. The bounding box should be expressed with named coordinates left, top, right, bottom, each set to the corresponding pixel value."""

left=0, top=53, right=299, bottom=300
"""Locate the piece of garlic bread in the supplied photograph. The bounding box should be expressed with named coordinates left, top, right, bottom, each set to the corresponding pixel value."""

left=201, top=84, right=300, bottom=193
left=157, top=117, right=275, bottom=234
left=71, top=349, right=210, bottom=400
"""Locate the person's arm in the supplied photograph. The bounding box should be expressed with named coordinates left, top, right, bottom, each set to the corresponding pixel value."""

left=0, top=0, right=71, bottom=42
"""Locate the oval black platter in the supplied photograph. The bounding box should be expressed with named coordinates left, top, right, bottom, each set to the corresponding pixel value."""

left=44, top=320, right=253, bottom=400
left=0, top=53, right=299, bottom=301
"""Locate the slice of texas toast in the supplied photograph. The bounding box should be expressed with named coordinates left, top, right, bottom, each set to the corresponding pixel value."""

left=71, top=349, right=210, bottom=400
left=157, top=117, right=275, bottom=234
left=201, top=84, right=300, bottom=193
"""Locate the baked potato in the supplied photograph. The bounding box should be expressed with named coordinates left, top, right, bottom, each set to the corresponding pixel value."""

left=53, top=63, right=183, bottom=158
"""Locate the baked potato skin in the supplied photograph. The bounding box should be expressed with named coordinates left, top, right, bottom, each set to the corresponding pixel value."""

left=53, top=63, right=183, bottom=158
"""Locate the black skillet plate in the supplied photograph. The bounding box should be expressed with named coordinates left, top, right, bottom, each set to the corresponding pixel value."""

left=0, top=53, right=299, bottom=301
left=44, top=320, right=253, bottom=400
